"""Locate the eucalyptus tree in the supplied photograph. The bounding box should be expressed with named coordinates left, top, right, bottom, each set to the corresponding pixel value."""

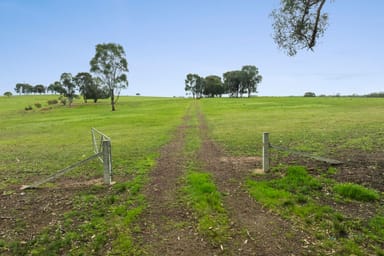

left=16, top=83, right=34, bottom=94
left=73, top=72, right=108, bottom=103
left=204, top=75, right=223, bottom=98
left=48, top=81, right=64, bottom=95
left=271, top=0, right=329, bottom=56
left=34, top=84, right=46, bottom=94
left=223, top=70, right=243, bottom=98
left=185, top=73, right=203, bottom=98
left=241, top=65, right=262, bottom=97
left=60, top=72, right=77, bottom=107
left=14, top=83, right=23, bottom=95
left=90, top=43, right=129, bottom=111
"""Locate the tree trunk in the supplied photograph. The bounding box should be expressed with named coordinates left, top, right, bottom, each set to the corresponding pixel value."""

left=110, top=89, right=116, bottom=111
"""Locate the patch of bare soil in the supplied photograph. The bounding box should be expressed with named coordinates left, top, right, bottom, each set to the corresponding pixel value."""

left=275, top=151, right=384, bottom=192
left=133, top=114, right=221, bottom=255
left=0, top=178, right=106, bottom=245
left=273, top=150, right=384, bottom=220
left=335, top=152, right=384, bottom=192
left=197, top=112, right=312, bottom=256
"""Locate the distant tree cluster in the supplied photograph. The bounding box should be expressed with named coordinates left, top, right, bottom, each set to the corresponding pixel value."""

left=13, top=43, right=128, bottom=111
left=185, top=65, right=262, bottom=98
left=304, top=92, right=316, bottom=97
left=365, top=92, right=384, bottom=98
left=47, top=72, right=110, bottom=107
left=14, top=83, right=47, bottom=95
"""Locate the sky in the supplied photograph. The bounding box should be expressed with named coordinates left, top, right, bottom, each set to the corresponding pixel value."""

left=0, top=0, right=383, bottom=97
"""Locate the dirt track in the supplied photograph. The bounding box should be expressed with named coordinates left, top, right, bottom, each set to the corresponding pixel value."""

left=132, top=104, right=311, bottom=255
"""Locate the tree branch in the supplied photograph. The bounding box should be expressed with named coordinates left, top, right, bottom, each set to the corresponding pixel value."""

left=309, top=0, right=327, bottom=49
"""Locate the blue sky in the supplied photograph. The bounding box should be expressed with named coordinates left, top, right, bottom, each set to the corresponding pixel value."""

left=1, top=0, right=383, bottom=97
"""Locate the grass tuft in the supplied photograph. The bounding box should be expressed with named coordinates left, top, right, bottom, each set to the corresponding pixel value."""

left=334, top=183, right=379, bottom=202
left=272, top=166, right=322, bottom=194
left=184, top=171, right=230, bottom=244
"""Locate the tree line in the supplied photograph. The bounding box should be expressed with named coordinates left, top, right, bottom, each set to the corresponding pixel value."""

left=12, top=43, right=129, bottom=111
left=14, top=73, right=111, bottom=105
left=185, top=65, right=262, bottom=98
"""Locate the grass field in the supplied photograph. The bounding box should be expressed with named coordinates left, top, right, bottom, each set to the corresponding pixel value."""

left=0, top=95, right=383, bottom=255
left=0, top=96, right=190, bottom=189
left=200, top=97, right=384, bottom=156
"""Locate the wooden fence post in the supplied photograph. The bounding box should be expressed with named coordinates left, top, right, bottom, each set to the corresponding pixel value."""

left=263, top=132, right=270, bottom=172
left=102, top=139, right=112, bottom=185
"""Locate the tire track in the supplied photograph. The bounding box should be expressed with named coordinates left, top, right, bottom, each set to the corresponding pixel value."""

left=133, top=105, right=221, bottom=255
left=196, top=104, right=312, bottom=256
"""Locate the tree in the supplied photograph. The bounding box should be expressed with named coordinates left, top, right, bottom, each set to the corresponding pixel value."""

left=3, top=91, right=12, bottom=97
left=14, top=83, right=24, bottom=95
left=74, top=72, right=109, bottom=103
left=241, top=65, right=262, bottom=97
left=304, top=91, right=316, bottom=97
left=60, top=72, right=77, bottom=107
left=271, top=0, right=329, bottom=56
left=204, top=75, right=224, bottom=97
left=223, top=70, right=243, bottom=97
left=185, top=73, right=201, bottom=99
left=48, top=81, right=65, bottom=95
left=34, top=84, right=46, bottom=94
left=90, top=43, right=129, bottom=111
left=23, top=83, right=34, bottom=94
left=15, top=83, right=33, bottom=95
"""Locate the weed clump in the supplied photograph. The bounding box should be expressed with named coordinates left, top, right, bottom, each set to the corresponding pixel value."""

left=334, top=183, right=379, bottom=202
left=47, top=99, right=58, bottom=105
left=272, top=166, right=322, bottom=194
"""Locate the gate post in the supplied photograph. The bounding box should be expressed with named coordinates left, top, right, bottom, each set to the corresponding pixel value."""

left=263, top=132, right=270, bottom=172
left=102, top=139, right=112, bottom=185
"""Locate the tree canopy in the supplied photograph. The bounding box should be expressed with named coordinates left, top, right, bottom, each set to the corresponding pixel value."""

left=90, top=43, right=129, bottom=111
left=204, top=76, right=224, bottom=98
left=271, top=0, right=329, bottom=56
left=60, top=73, right=77, bottom=107
left=185, top=65, right=262, bottom=98
left=185, top=74, right=204, bottom=99
left=74, top=72, right=109, bottom=103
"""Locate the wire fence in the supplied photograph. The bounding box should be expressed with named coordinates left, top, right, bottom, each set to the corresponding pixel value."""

left=21, top=128, right=112, bottom=190
left=262, top=132, right=342, bottom=172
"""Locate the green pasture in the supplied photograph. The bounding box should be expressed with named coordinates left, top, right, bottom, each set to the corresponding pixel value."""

left=0, top=95, right=190, bottom=189
left=1, top=95, right=384, bottom=188
left=199, top=97, right=384, bottom=156
left=1, top=95, right=383, bottom=255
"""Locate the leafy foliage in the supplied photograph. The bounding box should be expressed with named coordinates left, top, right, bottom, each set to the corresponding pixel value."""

left=304, top=91, right=316, bottom=97
left=204, top=75, right=223, bottom=98
left=90, top=43, right=129, bottom=111
left=60, top=73, right=77, bottom=107
left=271, top=0, right=329, bottom=56
left=185, top=65, right=262, bottom=98
left=74, top=72, right=109, bottom=103
left=185, top=73, right=205, bottom=98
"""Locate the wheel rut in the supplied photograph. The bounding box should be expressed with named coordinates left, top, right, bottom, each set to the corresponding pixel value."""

left=196, top=106, right=311, bottom=255
left=134, top=103, right=311, bottom=255
left=133, top=109, right=220, bottom=255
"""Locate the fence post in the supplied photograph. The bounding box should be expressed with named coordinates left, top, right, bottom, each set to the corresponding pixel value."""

left=102, top=139, right=112, bottom=185
left=263, top=132, right=270, bottom=172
